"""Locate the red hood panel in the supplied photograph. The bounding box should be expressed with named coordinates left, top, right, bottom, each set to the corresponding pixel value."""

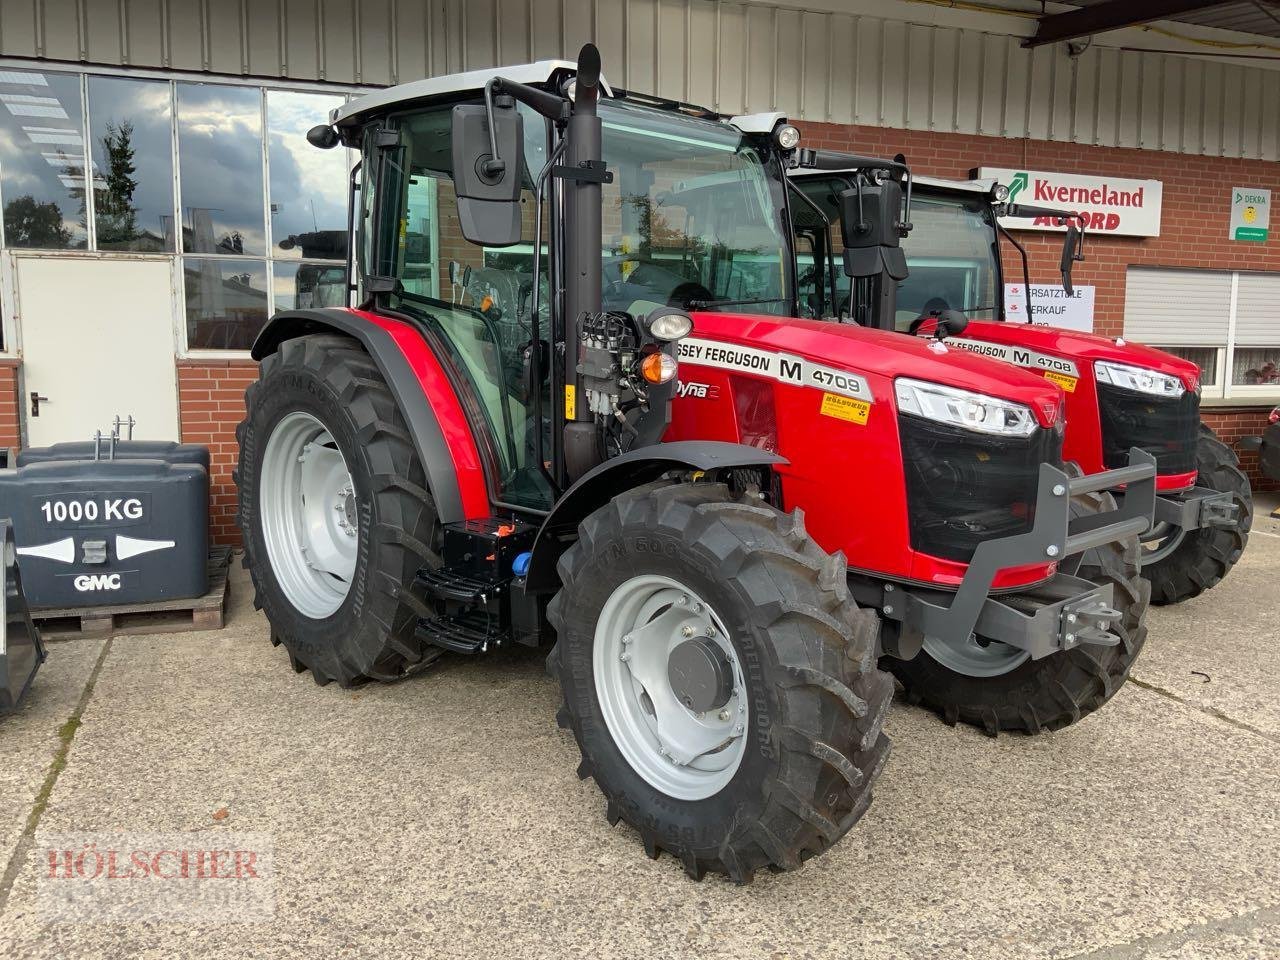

left=690, top=312, right=1066, bottom=426
left=962, top=321, right=1201, bottom=390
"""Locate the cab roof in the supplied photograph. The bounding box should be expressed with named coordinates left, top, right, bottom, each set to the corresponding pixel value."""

left=790, top=167, right=999, bottom=196
left=332, top=59, right=616, bottom=127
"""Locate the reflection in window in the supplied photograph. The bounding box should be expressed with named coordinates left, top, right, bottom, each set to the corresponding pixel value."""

left=88, top=76, right=175, bottom=252
left=184, top=258, right=269, bottom=350
left=1159, top=347, right=1218, bottom=386
left=268, top=91, right=349, bottom=261
left=0, top=69, right=88, bottom=249
left=1233, top=347, right=1280, bottom=387
left=177, top=84, right=265, bottom=255
left=272, top=260, right=347, bottom=313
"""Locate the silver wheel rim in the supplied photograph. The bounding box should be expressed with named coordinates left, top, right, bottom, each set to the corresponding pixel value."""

left=260, top=411, right=359, bottom=619
left=923, top=631, right=1029, bottom=678
left=593, top=575, right=748, bottom=801
left=1141, top=521, right=1186, bottom=565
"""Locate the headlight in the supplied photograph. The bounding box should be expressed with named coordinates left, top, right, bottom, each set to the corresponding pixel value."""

left=894, top=377, right=1038, bottom=437
left=991, top=183, right=1010, bottom=202
left=773, top=123, right=801, bottom=151
left=1093, top=360, right=1185, bottom=398
left=647, top=309, right=693, bottom=341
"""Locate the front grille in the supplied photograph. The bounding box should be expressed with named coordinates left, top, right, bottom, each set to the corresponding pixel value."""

left=899, top=415, right=1063, bottom=563
left=1097, top=383, right=1199, bottom=475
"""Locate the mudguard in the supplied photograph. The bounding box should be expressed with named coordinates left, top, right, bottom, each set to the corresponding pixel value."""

left=0, top=521, right=45, bottom=712
left=525, top=441, right=787, bottom=592
left=252, top=308, right=473, bottom=524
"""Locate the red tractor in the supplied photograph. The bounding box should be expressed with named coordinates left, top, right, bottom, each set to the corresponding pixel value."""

left=789, top=167, right=1252, bottom=607
left=236, top=46, right=1155, bottom=881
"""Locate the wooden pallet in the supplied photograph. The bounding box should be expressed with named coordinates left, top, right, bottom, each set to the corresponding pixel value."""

left=33, top=547, right=233, bottom=640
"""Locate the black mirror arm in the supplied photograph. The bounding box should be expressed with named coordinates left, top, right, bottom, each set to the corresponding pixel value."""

left=481, top=77, right=572, bottom=179
left=994, top=217, right=1033, bottom=322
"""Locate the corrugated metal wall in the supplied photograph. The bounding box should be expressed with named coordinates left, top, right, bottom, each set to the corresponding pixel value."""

left=2, top=0, right=1279, bottom=159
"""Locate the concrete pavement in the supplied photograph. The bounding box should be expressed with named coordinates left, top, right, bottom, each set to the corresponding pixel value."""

left=0, top=496, right=1277, bottom=959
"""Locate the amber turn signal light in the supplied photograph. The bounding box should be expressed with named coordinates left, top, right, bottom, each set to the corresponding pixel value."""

left=640, top=352, right=678, bottom=385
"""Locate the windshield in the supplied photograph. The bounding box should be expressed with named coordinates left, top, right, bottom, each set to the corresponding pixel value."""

left=599, top=101, right=789, bottom=315
left=897, top=193, right=1001, bottom=329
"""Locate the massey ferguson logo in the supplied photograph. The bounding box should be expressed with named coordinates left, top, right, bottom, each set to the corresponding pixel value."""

left=74, top=573, right=122, bottom=592
left=677, top=381, right=719, bottom=399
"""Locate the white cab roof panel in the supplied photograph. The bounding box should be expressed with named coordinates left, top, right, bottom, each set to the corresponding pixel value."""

left=332, top=60, right=614, bottom=125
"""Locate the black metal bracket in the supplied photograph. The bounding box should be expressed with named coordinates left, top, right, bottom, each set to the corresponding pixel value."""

left=553, top=159, right=613, bottom=184
left=1150, top=486, right=1239, bottom=532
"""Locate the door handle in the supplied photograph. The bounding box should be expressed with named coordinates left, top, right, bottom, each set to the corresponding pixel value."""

left=30, top=392, right=49, bottom=417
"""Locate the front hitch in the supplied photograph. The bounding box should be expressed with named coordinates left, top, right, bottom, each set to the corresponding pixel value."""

left=857, top=448, right=1157, bottom=661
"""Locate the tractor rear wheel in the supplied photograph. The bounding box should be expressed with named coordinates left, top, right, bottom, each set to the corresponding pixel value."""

left=547, top=482, right=893, bottom=881
left=235, top=334, right=440, bottom=686
left=888, top=487, right=1150, bottom=736
left=1141, top=423, right=1252, bottom=605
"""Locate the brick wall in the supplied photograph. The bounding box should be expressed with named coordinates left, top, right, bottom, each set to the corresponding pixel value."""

left=178, top=359, right=258, bottom=547
left=0, top=360, right=20, bottom=454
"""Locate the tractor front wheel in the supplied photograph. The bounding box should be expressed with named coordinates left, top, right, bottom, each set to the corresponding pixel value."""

left=1141, top=423, right=1252, bottom=605
left=547, top=482, right=893, bottom=882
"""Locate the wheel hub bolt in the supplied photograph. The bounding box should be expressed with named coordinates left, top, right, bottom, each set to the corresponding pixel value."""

left=681, top=625, right=695, bottom=638
left=718, top=709, right=731, bottom=721
left=620, top=652, right=631, bottom=662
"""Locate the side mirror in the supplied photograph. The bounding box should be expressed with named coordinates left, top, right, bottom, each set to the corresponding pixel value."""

left=1059, top=220, right=1084, bottom=296
left=451, top=100, right=524, bottom=246
left=838, top=181, right=908, bottom=282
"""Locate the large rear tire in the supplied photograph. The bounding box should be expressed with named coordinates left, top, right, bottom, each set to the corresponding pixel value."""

left=235, top=334, right=440, bottom=686
left=547, top=483, right=893, bottom=882
left=1142, top=423, right=1252, bottom=605
left=888, top=487, right=1150, bottom=736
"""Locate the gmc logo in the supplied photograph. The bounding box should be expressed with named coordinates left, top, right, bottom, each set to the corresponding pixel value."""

left=677, top=381, right=719, bottom=399
left=74, top=573, right=122, bottom=592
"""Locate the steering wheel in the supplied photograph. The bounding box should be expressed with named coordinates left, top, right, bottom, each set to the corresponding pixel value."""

left=908, top=297, right=954, bottom=336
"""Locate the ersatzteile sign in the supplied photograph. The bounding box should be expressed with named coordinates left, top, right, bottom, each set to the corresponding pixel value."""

left=1004, top=283, right=1095, bottom=333
left=1229, top=187, right=1270, bottom=242
left=978, top=167, right=1163, bottom=237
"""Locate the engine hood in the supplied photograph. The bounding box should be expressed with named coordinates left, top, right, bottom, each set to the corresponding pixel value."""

left=962, top=320, right=1201, bottom=392
left=687, top=311, right=1066, bottom=428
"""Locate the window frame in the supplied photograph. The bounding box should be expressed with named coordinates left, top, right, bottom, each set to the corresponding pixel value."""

left=0, top=56, right=365, bottom=360
left=1134, top=267, right=1280, bottom=405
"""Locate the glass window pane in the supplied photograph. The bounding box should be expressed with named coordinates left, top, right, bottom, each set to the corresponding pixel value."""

left=273, top=260, right=347, bottom=312
left=177, top=84, right=264, bottom=255
left=1232, top=347, right=1280, bottom=387
left=88, top=76, right=175, bottom=252
left=0, top=68, right=88, bottom=249
left=184, top=258, right=268, bottom=350
left=1158, top=347, right=1218, bottom=386
left=268, top=90, right=349, bottom=261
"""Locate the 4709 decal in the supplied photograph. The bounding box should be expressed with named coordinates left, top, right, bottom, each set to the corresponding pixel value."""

left=677, top=338, right=872, bottom=401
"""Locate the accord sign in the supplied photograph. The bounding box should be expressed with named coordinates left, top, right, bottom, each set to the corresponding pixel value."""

left=978, top=167, right=1163, bottom=237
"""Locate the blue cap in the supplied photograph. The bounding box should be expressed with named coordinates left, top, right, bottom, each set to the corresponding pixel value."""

left=512, top=551, right=532, bottom=578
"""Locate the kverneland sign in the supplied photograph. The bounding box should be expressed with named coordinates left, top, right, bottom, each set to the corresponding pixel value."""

left=978, top=167, right=1163, bottom=237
